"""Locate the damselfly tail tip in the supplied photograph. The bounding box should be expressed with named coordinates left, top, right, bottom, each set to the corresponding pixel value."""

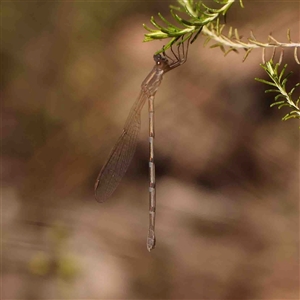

left=147, top=244, right=156, bottom=252
left=147, top=235, right=156, bottom=252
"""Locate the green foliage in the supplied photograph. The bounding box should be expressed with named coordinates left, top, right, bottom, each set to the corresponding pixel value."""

left=143, top=0, right=244, bottom=53
left=143, top=0, right=300, bottom=125
left=201, top=26, right=300, bottom=63
left=255, top=60, right=300, bottom=121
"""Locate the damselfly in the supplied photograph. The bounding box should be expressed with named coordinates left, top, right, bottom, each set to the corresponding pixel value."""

left=95, top=35, right=194, bottom=251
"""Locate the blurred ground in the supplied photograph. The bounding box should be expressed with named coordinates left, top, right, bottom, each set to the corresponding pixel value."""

left=2, top=1, right=299, bottom=299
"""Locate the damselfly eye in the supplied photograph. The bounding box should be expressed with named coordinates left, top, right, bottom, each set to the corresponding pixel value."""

left=153, top=54, right=162, bottom=63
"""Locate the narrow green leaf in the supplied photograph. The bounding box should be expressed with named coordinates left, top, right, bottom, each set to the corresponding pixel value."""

left=278, top=103, right=291, bottom=109
left=270, top=100, right=285, bottom=107
left=234, top=28, right=240, bottom=40
left=242, top=49, right=252, bottom=62
left=248, top=39, right=268, bottom=47
left=289, top=110, right=300, bottom=115
left=224, top=48, right=238, bottom=56
left=210, top=43, right=221, bottom=49
left=278, top=64, right=288, bottom=82
left=273, top=63, right=280, bottom=76
left=158, top=12, right=181, bottom=30
left=169, top=5, right=184, bottom=13
left=150, top=16, right=163, bottom=30
left=283, top=71, right=293, bottom=82
left=170, top=10, right=184, bottom=26
left=274, top=94, right=286, bottom=101
left=204, top=37, right=211, bottom=46
left=228, top=26, right=233, bottom=38
left=282, top=78, right=288, bottom=89
left=288, top=85, right=299, bottom=97
left=255, top=78, right=277, bottom=87
left=265, top=89, right=281, bottom=94
left=143, top=23, right=156, bottom=33
left=144, top=32, right=169, bottom=39
left=282, top=114, right=292, bottom=121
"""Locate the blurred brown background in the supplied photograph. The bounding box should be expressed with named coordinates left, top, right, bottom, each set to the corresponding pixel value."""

left=2, top=1, right=299, bottom=299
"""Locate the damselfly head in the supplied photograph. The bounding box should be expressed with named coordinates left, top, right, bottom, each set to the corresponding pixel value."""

left=153, top=54, right=168, bottom=65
